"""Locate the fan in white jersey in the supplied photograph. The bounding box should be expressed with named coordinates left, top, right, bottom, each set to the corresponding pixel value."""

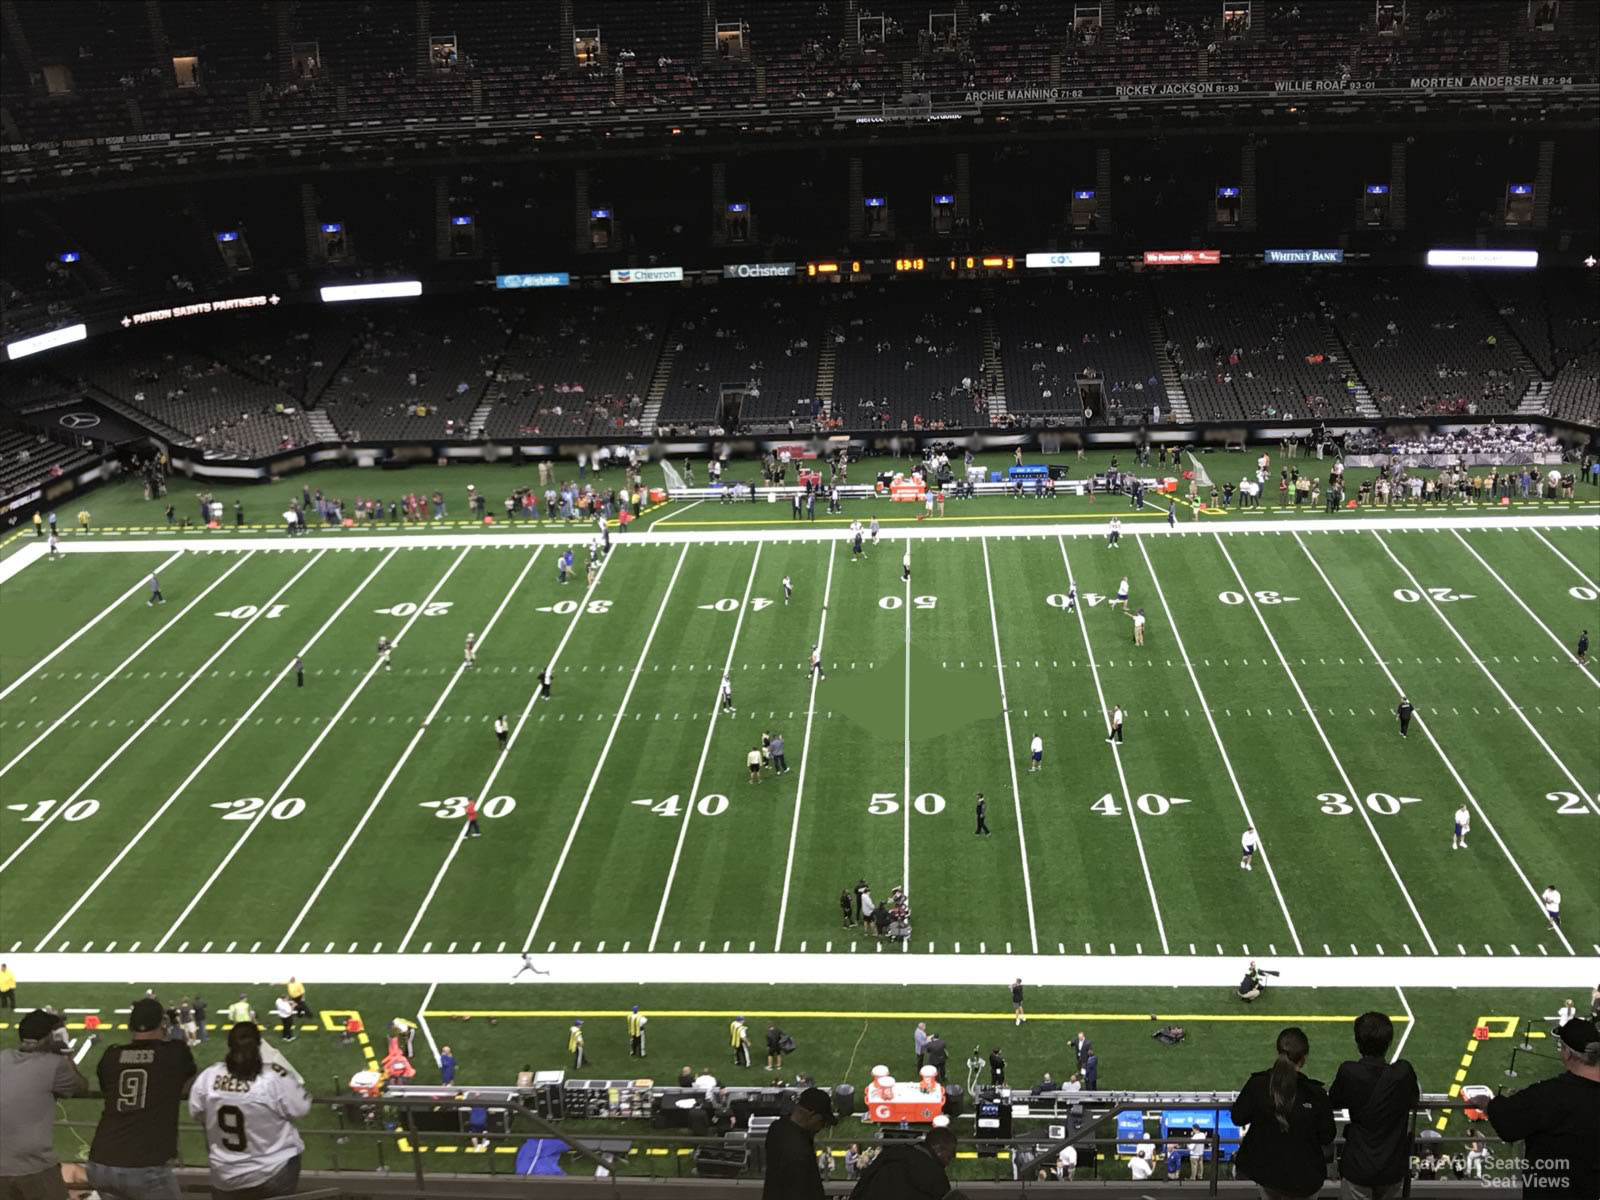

left=189, top=1023, right=312, bottom=1196
left=1239, top=827, right=1258, bottom=871
left=464, top=632, right=477, bottom=667
left=1452, top=805, right=1471, bottom=850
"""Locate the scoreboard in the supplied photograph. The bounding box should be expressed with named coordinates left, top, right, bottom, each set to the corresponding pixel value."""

left=806, top=254, right=1016, bottom=278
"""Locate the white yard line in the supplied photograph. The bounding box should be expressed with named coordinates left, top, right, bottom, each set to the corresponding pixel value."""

left=649, top=498, right=706, bottom=526
left=152, top=548, right=473, bottom=950
left=520, top=546, right=691, bottom=952
left=278, top=548, right=544, bottom=952
left=1214, top=534, right=1440, bottom=953
left=394, top=548, right=620, bottom=953
left=0, top=552, right=255, bottom=780
left=902, top=537, right=913, bottom=908
left=1391, top=986, right=1416, bottom=1062
left=1294, top=534, right=1577, bottom=952
left=1450, top=530, right=1599, bottom=687
left=0, top=550, right=286, bottom=875
left=0, top=541, right=45, bottom=584
left=1372, top=532, right=1600, bottom=814
left=1531, top=528, right=1600, bottom=590
left=32, top=549, right=396, bottom=951
left=417, top=980, right=441, bottom=1067
left=647, top=545, right=763, bottom=951
left=0, top=549, right=185, bottom=702
left=980, top=538, right=1040, bottom=955
left=1136, top=538, right=1304, bottom=954
left=1057, top=537, right=1169, bottom=953
left=14, top=949, right=1591, bottom=988
left=773, top=541, right=838, bottom=951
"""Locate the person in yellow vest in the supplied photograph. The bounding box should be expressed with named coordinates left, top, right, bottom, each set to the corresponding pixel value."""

left=731, top=1015, right=752, bottom=1069
left=285, top=976, right=314, bottom=1020
left=225, top=993, right=254, bottom=1024
left=0, top=961, right=16, bottom=1008
left=568, top=1020, right=587, bottom=1069
left=31, top=511, right=42, bottom=538
left=628, top=1006, right=647, bottom=1058
left=77, top=509, right=91, bottom=532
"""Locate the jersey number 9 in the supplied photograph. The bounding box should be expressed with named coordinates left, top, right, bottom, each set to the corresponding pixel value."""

left=218, top=1104, right=248, bottom=1152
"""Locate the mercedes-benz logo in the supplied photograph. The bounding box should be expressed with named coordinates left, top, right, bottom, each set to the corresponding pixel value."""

left=59, top=412, right=101, bottom=430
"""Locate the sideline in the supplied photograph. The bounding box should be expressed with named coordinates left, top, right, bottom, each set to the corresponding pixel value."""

left=10, top=510, right=1595, bottom=553
left=5, top=951, right=1594, bottom=988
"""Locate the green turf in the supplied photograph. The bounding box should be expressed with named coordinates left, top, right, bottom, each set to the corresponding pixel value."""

left=2, top=524, right=1597, bottom=955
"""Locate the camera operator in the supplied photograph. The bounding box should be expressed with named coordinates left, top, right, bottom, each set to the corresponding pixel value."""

left=1238, top=961, right=1276, bottom=1003
left=0, top=1009, right=90, bottom=1200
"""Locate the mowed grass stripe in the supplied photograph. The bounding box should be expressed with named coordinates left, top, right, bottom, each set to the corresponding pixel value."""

left=390, top=544, right=705, bottom=952
left=1142, top=535, right=1438, bottom=953
left=30, top=549, right=455, bottom=946
left=1272, top=532, right=1591, bottom=948
left=0, top=551, right=318, bottom=876
left=0, top=549, right=182, bottom=694
left=777, top=533, right=917, bottom=953
left=977, top=537, right=1172, bottom=954
left=1290, top=532, right=1578, bottom=954
left=151, top=548, right=521, bottom=949
left=1371, top=531, right=1600, bottom=795
left=0, top=551, right=257, bottom=751
left=653, top=542, right=836, bottom=951
left=1083, top=532, right=1301, bottom=952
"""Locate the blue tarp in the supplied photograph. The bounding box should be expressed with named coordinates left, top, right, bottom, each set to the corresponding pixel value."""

left=514, top=1137, right=570, bottom=1176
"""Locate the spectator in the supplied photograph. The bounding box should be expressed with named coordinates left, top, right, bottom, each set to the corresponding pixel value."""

left=1329, top=1011, right=1419, bottom=1200
left=87, top=995, right=199, bottom=1200
left=1230, top=1027, right=1335, bottom=1199
left=189, top=1022, right=311, bottom=1198
left=849, top=1125, right=957, bottom=1197
left=440, top=1045, right=456, bottom=1086
left=1, top=1009, right=89, bottom=1200
left=1476, top=1016, right=1599, bottom=1198
left=761, top=1086, right=834, bottom=1199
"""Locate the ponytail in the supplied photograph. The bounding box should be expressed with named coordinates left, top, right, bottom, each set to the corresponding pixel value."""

left=225, top=1021, right=264, bottom=1081
left=1269, top=1026, right=1310, bottom=1132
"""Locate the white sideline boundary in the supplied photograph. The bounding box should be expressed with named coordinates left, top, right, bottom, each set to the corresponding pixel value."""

left=5, top=950, right=1595, bottom=989
left=10, top=510, right=1597, bottom=554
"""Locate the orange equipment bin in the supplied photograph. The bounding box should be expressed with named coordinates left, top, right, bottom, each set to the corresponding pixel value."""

left=863, top=1069, right=946, bottom=1124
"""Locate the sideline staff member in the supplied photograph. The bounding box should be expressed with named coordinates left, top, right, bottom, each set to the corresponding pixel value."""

left=87, top=996, right=198, bottom=1199
left=1477, top=1016, right=1600, bottom=1198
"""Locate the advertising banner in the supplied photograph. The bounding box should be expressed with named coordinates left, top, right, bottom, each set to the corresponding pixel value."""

left=1263, top=249, right=1345, bottom=264
left=495, top=273, right=570, bottom=289
left=1024, top=251, right=1102, bottom=269
left=722, top=262, right=798, bottom=279
left=1144, top=250, right=1221, bottom=265
left=610, top=267, right=685, bottom=284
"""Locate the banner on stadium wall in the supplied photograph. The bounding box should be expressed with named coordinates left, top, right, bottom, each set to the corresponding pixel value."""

left=495, top=273, right=569, bottom=289
left=723, top=262, right=797, bottom=279
left=320, top=281, right=423, bottom=302
left=1025, top=251, right=1101, bottom=269
left=610, top=267, right=684, bottom=284
left=1426, top=249, right=1538, bottom=269
left=119, top=294, right=280, bottom=328
left=1144, top=250, right=1220, bottom=266
left=1264, top=249, right=1344, bottom=264
left=938, top=74, right=1589, bottom=107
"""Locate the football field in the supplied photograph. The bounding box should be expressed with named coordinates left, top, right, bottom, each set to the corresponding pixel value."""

left=1, top=511, right=1597, bottom=986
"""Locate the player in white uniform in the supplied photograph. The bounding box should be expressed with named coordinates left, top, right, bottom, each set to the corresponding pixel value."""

left=188, top=1022, right=311, bottom=1197
left=1111, top=577, right=1130, bottom=610
left=464, top=632, right=477, bottom=667
left=377, top=636, right=393, bottom=672
left=1541, top=885, right=1561, bottom=928
left=1239, top=827, right=1258, bottom=870
left=720, top=675, right=735, bottom=713
left=783, top=575, right=793, bottom=605
left=1029, top=734, right=1043, bottom=772
left=1452, top=804, right=1471, bottom=849
left=869, top=516, right=881, bottom=547
left=47, top=531, right=61, bottom=559
left=850, top=520, right=864, bottom=561
left=810, top=644, right=825, bottom=681
left=1107, top=517, right=1122, bottom=548
left=902, top=550, right=911, bottom=582
left=1064, top=584, right=1077, bottom=614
